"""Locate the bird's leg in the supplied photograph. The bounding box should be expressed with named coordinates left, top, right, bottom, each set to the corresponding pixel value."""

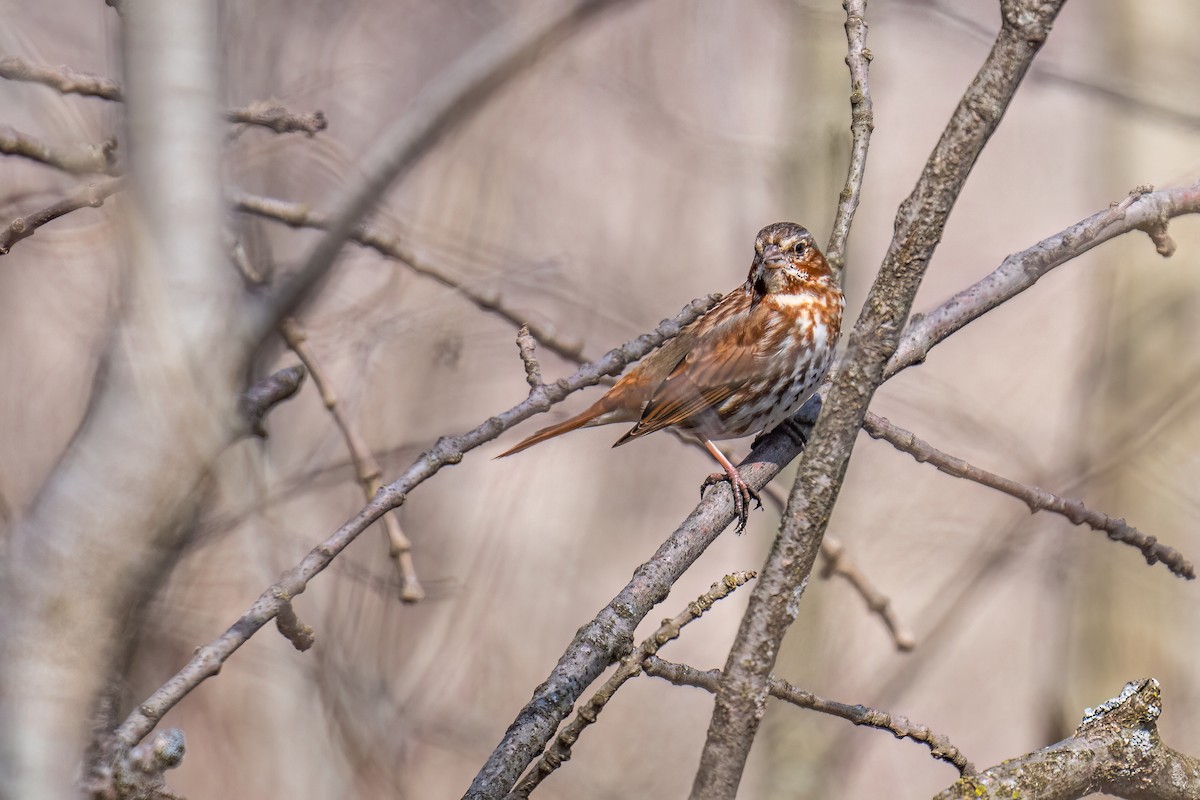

left=699, top=438, right=761, bottom=533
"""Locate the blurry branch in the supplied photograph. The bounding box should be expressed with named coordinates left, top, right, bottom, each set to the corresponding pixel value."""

left=644, top=656, right=973, bottom=775
left=862, top=412, right=1195, bottom=579
left=466, top=396, right=822, bottom=800
left=232, top=190, right=586, bottom=362
left=239, top=364, right=307, bottom=438
left=825, top=0, right=874, bottom=275
left=224, top=102, right=328, bottom=136
left=919, top=0, right=1200, bottom=133
left=0, top=56, right=327, bottom=135
left=279, top=317, right=425, bottom=602
left=0, top=56, right=122, bottom=99
left=758, top=480, right=915, bottom=651
left=258, top=0, right=640, bottom=339
left=114, top=295, right=717, bottom=749
left=0, top=177, right=122, bottom=255
left=511, top=572, right=759, bottom=798
left=691, top=3, right=1068, bottom=797
left=0, top=126, right=118, bottom=175
left=889, top=181, right=1200, bottom=378
left=934, top=679, right=1200, bottom=800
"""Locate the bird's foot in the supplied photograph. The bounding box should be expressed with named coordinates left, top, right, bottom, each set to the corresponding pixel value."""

left=700, top=467, right=762, bottom=533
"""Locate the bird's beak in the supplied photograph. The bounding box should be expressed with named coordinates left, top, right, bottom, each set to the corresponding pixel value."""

left=759, top=243, right=786, bottom=269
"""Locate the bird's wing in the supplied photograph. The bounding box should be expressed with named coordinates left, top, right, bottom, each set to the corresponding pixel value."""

left=615, top=295, right=769, bottom=443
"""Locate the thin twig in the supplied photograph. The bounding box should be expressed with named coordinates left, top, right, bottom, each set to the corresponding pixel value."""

left=225, top=102, right=328, bottom=136
left=279, top=317, right=426, bottom=602
left=0, top=56, right=123, bottom=99
left=510, top=572, right=758, bottom=798
left=232, top=190, right=588, bottom=363
left=0, top=177, right=123, bottom=255
left=643, top=656, right=973, bottom=775
left=758, top=480, right=914, bottom=651
left=862, top=412, right=1194, bottom=579
left=114, top=294, right=718, bottom=749
left=0, top=126, right=118, bottom=175
left=0, top=56, right=327, bottom=136
left=825, top=0, right=874, bottom=276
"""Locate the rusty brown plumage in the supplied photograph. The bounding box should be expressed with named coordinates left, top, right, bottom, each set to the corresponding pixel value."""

left=498, top=222, right=845, bottom=529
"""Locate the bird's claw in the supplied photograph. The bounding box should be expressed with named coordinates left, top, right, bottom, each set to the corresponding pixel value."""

left=701, top=469, right=762, bottom=533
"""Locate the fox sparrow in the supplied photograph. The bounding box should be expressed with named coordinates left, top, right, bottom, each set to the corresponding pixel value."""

left=498, top=222, right=845, bottom=530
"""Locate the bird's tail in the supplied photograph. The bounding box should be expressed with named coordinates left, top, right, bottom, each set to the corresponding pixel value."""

left=495, top=406, right=602, bottom=458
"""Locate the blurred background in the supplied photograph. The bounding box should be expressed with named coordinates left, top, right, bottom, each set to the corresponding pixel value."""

left=2, top=0, right=1199, bottom=797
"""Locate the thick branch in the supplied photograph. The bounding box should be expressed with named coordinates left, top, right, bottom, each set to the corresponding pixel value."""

left=510, top=572, right=758, bottom=797
left=934, top=680, right=1200, bottom=800
left=464, top=397, right=821, bottom=800
left=691, top=3, right=1068, bottom=797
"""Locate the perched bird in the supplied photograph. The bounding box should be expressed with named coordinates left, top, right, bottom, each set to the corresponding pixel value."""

left=498, top=222, right=844, bottom=529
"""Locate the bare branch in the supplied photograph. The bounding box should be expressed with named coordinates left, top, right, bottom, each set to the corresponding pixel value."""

left=279, top=317, right=425, bottom=602
left=232, top=190, right=588, bottom=363
left=643, top=656, right=973, bottom=775
left=0, top=56, right=326, bottom=136
left=825, top=0, right=875, bottom=275
left=225, top=102, right=328, bottom=136
left=465, top=396, right=820, bottom=800
left=0, top=177, right=122, bottom=255
left=114, top=294, right=717, bottom=749
left=256, top=0, right=639, bottom=339
left=511, top=572, right=758, bottom=797
left=692, top=3, right=1068, bottom=796
left=0, top=55, right=123, bottom=99
left=888, top=180, right=1200, bottom=378
left=934, top=679, right=1200, bottom=800
left=862, top=412, right=1194, bottom=578
left=0, top=126, right=118, bottom=175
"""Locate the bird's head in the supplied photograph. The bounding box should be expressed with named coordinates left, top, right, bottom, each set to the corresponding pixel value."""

left=748, top=222, right=835, bottom=301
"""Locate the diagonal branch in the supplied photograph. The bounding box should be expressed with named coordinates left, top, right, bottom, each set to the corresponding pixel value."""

left=862, top=412, right=1194, bottom=578
left=691, top=3, right=1069, bottom=797
left=888, top=180, right=1200, bottom=378
left=254, top=0, right=640, bottom=341
left=510, top=572, right=758, bottom=797
left=0, top=177, right=123, bottom=255
left=113, top=294, right=717, bottom=749
left=279, top=317, right=425, bottom=601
